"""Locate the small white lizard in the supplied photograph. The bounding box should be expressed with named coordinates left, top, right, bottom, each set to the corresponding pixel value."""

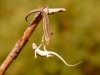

left=32, top=43, right=82, bottom=66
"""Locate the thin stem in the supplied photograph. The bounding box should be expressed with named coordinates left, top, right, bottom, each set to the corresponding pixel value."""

left=0, top=13, right=43, bottom=75
left=0, top=6, right=66, bottom=75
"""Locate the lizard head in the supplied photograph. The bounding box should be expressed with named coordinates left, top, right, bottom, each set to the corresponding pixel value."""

left=32, top=43, right=37, bottom=49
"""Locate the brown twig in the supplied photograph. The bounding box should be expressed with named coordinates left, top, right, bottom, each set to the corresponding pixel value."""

left=0, top=12, right=43, bottom=75
left=0, top=5, right=66, bottom=75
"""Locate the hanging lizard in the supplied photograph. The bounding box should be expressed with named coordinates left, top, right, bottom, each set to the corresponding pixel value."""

left=32, top=43, right=82, bottom=66
left=25, top=5, right=52, bottom=45
left=25, top=5, right=66, bottom=45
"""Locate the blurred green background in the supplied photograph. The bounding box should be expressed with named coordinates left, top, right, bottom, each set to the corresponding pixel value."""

left=0, top=0, right=100, bottom=75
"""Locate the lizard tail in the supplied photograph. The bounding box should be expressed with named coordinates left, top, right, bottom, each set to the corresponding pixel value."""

left=49, top=52, right=82, bottom=66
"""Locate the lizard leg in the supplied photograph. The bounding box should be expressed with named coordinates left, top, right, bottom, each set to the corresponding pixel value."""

left=34, top=43, right=42, bottom=59
left=43, top=45, right=52, bottom=57
left=34, top=49, right=37, bottom=59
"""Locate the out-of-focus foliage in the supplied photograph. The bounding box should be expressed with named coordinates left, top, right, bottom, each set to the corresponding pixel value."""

left=0, top=0, right=100, bottom=75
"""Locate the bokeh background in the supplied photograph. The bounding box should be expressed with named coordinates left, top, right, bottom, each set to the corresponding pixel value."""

left=0, top=0, right=100, bottom=75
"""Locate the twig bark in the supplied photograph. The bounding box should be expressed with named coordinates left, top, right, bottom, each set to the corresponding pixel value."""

left=0, top=6, right=66, bottom=75
left=0, top=12, right=43, bottom=75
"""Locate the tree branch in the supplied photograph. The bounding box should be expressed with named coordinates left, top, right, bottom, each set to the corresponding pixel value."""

left=0, top=12, right=43, bottom=75
left=0, top=6, right=66, bottom=75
